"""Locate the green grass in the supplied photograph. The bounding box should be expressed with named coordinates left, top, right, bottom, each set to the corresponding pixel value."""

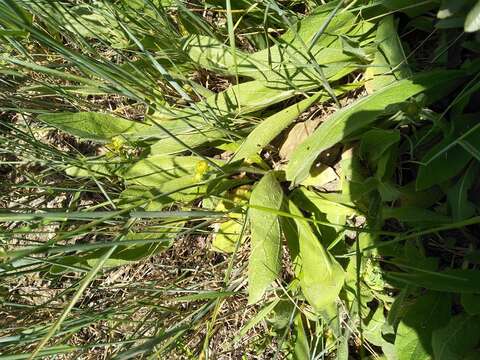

left=1, top=0, right=480, bottom=358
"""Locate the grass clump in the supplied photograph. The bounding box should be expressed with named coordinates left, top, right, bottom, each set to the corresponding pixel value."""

left=1, top=0, right=480, bottom=358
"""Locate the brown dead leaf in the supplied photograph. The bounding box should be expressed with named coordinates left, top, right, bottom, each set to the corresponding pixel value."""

left=279, top=118, right=322, bottom=160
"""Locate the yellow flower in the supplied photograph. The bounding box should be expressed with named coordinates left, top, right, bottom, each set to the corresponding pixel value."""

left=194, top=160, right=209, bottom=181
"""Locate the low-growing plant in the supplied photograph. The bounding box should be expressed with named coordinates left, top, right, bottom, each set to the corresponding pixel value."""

left=1, top=0, right=480, bottom=358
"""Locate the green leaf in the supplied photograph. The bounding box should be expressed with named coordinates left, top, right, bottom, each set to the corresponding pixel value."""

left=120, top=155, right=221, bottom=187
left=461, top=293, right=480, bottom=315
left=203, top=79, right=298, bottom=116
left=37, top=112, right=150, bottom=142
left=365, top=15, right=411, bottom=93
left=189, top=10, right=375, bottom=117
left=382, top=206, right=451, bottom=224
left=50, top=227, right=177, bottom=273
left=360, top=129, right=400, bottom=164
left=360, top=128, right=400, bottom=179
left=293, top=313, right=310, bottom=360
left=52, top=3, right=129, bottom=47
left=149, top=129, right=225, bottom=155
left=387, top=269, right=480, bottom=293
left=394, top=292, right=451, bottom=360
left=381, top=0, right=438, bottom=17
left=119, top=177, right=207, bottom=208
left=287, top=201, right=345, bottom=314
left=465, top=0, right=480, bottom=32
left=432, top=314, right=480, bottom=360
left=416, top=146, right=471, bottom=191
left=291, top=187, right=358, bottom=228
left=248, top=172, right=284, bottom=304
left=65, top=161, right=119, bottom=178
left=0, top=1, right=33, bottom=37
left=233, top=93, right=322, bottom=161
left=364, top=305, right=388, bottom=347
left=88, top=229, right=176, bottom=268
left=211, top=218, right=244, bottom=253
left=438, top=0, right=472, bottom=19
left=235, top=299, right=280, bottom=341
left=187, top=10, right=373, bottom=83
left=416, top=115, right=480, bottom=190
left=267, top=299, right=295, bottom=330
left=185, top=35, right=237, bottom=72
left=447, top=162, right=479, bottom=221
left=286, top=70, right=465, bottom=185
left=233, top=83, right=361, bottom=161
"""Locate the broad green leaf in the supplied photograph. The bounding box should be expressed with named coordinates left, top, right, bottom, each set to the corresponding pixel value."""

left=240, top=12, right=371, bottom=81
left=37, top=112, right=150, bottom=142
left=190, top=10, right=375, bottom=116
left=293, top=313, right=310, bottom=360
left=50, top=227, right=177, bottom=273
left=397, top=241, right=438, bottom=271
left=382, top=206, right=451, bottom=224
left=364, top=306, right=387, bottom=347
left=51, top=3, right=130, bottom=47
left=204, top=79, right=298, bottom=116
left=286, top=70, right=465, bottom=185
left=447, top=161, right=479, bottom=220
left=187, top=10, right=373, bottom=82
left=465, top=0, right=480, bottom=32
left=341, top=35, right=370, bottom=62
left=150, top=129, right=225, bottom=155
left=233, top=83, right=361, bottom=161
left=398, top=181, right=444, bottom=208
left=280, top=214, right=301, bottom=276
left=248, top=172, right=284, bottom=304
left=233, top=92, right=322, bottom=161
left=385, top=288, right=412, bottom=334
left=292, top=187, right=359, bottom=224
left=416, top=144, right=471, bottom=190
left=291, top=187, right=353, bottom=251
left=387, top=269, right=480, bottom=293
left=299, top=164, right=339, bottom=188
left=337, top=332, right=350, bottom=360
left=185, top=35, right=237, bottom=72
left=201, top=58, right=360, bottom=116
left=436, top=17, right=466, bottom=29
left=211, top=218, right=244, bottom=253
left=432, top=314, right=480, bottom=360
left=120, top=155, right=221, bottom=187
left=438, top=0, right=472, bottom=19
left=360, top=129, right=400, bottom=164
left=461, top=293, right=480, bottom=315
left=87, top=228, right=177, bottom=268
left=451, top=80, right=480, bottom=118
left=365, top=15, right=411, bottom=93
left=394, top=292, right=451, bottom=360
left=416, top=115, right=480, bottom=190
left=267, top=299, right=295, bottom=330
left=287, top=201, right=345, bottom=313
left=381, top=0, right=438, bottom=17
left=65, top=161, right=119, bottom=178
left=382, top=342, right=398, bottom=360
left=360, top=128, right=400, bottom=179
left=144, top=109, right=218, bottom=143
left=119, top=177, right=207, bottom=209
